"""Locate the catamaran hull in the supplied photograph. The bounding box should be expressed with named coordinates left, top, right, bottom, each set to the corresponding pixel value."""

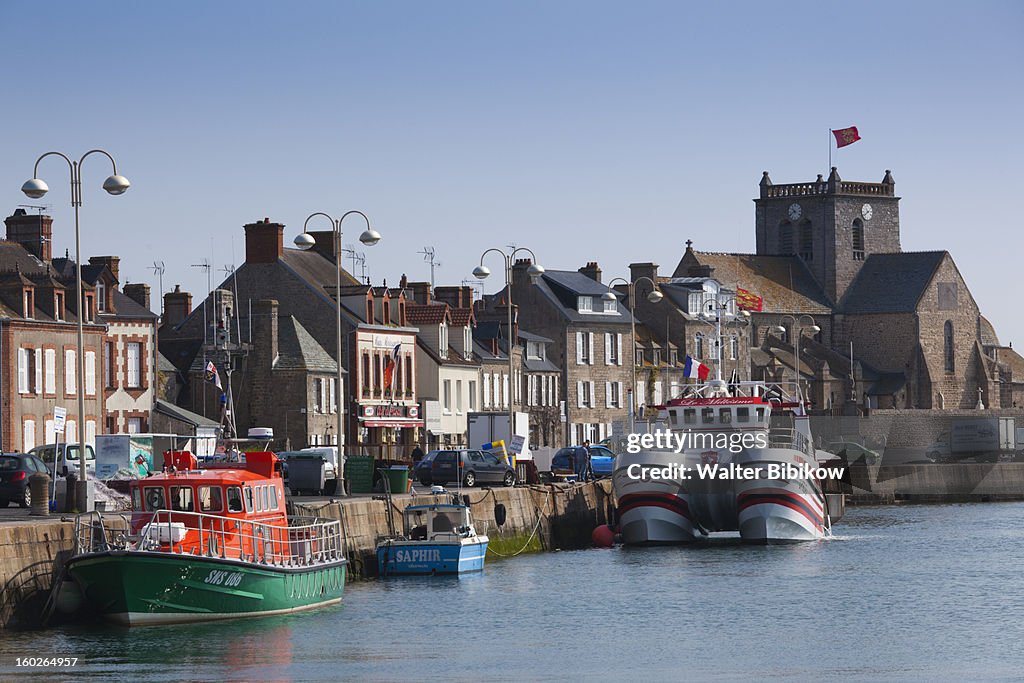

left=66, top=551, right=346, bottom=626
left=613, top=451, right=696, bottom=545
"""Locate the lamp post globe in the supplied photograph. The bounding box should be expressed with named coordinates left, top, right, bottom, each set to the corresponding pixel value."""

left=647, top=290, right=664, bottom=304
left=102, top=174, right=131, bottom=195
left=809, top=324, right=821, bottom=335
left=293, top=232, right=316, bottom=251
left=601, top=291, right=618, bottom=302
left=472, top=265, right=491, bottom=280
left=21, top=178, right=49, bottom=199
left=359, top=228, right=381, bottom=246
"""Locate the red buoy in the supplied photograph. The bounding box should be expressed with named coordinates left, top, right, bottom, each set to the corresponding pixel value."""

left=592, top=524, right=615, bottom=548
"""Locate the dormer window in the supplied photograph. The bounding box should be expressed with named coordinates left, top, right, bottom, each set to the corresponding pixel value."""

left=383, top=301, right=391, bottom=325
left=366, top=298, right=374, bottom=324
left=602, top=298, right=616, bottom=313
left=54, top=292, right=64, bottom=321
left=577, top=296, right=593, bottom=312
left=669, top=350, right=678, bottom=365
left=653, top=350, right=660, bottom=366
left=439, top=322, right=448, bottom=359
left=527, top=341, right=542, bottom=360
left=96, top=282, right=106, bottom=313
left=23, top=288, right=34, bottom=319
left=83, top=293, right=95, bottom=322
left=635, top=349, right=644, bottom=366
left=399, top=301, right=407, bottom=326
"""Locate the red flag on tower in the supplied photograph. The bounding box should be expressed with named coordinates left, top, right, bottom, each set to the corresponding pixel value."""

left=832, top=126, right=861, bottom=148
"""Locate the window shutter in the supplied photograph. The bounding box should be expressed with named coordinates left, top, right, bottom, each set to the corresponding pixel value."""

left=35, top=348, right=42, bottom=393
left=577, top=381, right=584, bottom=408
left=618, top=382, right=624, bottom=408
left=617, top=334, right=623, bottom=366
left=85, top=351, right=96, bottom=396
left=603, top=381, right=610, bottom=408
left=45, top=349, right=55, bottom=394
left=588, top=334, right=594, bottom=365
left=483, top=374, right=490, bottom=407
left=18, top=349, right=28, bottom=394
left=589, top=381, right=595, bottom=408
left=605, top=334, right=612, bottom=365
left=576, top=332, right=583, bottom=365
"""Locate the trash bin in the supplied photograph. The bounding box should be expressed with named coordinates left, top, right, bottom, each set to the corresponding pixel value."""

left=288, top=454, right=327, bottom=496
left=345, top=456, right=375, bottom=494
left=384, top=466, right=409, bottom=495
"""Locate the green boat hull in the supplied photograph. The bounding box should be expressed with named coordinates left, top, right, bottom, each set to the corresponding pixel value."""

left=66, top=551, right=346, bottom=626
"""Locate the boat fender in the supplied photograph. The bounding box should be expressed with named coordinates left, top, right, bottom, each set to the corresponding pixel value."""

left=494, top=503, right=507, bottom=527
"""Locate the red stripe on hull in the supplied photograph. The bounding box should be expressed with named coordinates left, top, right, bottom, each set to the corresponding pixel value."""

left=737, top=493, right=823, bottom=531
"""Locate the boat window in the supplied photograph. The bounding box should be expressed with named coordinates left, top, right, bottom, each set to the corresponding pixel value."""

left=143, top=486, right=165, bottom=512
left=244, top=487, right=254, bottom=513
left=170, top=486, right=194, bottom=512
left=432, top=511, right=460, bottom=534
left=198, top=485, right=222, bottom=512
left=719, top=408, right=732, bottom=424
left=131, top=487, right=141, bottom=511
left=737, top=407, right=750, bottom=423
left=260, top=486, right=269, bottom=511
left=701, top=408, right=715, bottom=424
left=269, top=486, right=279, bottom=510
left=227, top=486, right=243, bottom=513
left=253, top=486, right=263, bottom=512
left=756, top=408, right=766, bottom=421
left=669, top=410, right=680, bottom=426
left=683, top=409, right=696, bottom=425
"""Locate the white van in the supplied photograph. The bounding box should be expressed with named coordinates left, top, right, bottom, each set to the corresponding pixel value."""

left=30, top=443, right=97, bottom=477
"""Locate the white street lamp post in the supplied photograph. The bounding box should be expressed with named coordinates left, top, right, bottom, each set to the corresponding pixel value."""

left=771, top=314, right=820, bottom=399
left=473, top=248, right=543, bottom=442
left=604, top=277, right=662, bottom=431
left=293, top=210, right=381, bottom=496
left=22, top=150, right=130, bottom=510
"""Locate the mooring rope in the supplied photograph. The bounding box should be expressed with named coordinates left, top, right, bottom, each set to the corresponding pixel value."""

left=486, top=488, right=553, bottom=558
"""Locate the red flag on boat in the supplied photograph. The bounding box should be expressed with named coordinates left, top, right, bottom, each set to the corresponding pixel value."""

left=832, top=126, right=861, bottom=148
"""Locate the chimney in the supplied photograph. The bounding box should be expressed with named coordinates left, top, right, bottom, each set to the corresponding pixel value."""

left=252, top=299, right=279, bottom=369
left=408, top=281, right=431, bottom=305
left=434, top=285, right=473, bottom=309
left=629, top=262, right=659, bottom=286
left=579, top=261, right=602, bottom=283
left=307, top=230, right=337, bottom=262
left=124, top=283, right=151, bottom=311
left=5, top=209, right=52, bottom=262
left=163, top=284, right=193, bottom=327
left=89, top=256, right=121, bottom=284
left=244, top=218, right=285, bottom=264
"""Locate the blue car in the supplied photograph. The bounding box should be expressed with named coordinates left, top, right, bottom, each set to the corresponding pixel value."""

left=550, top=446, right=616, bottom=479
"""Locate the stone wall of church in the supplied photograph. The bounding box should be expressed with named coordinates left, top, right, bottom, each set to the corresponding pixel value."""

left=833, top=312, right=918, bottom=374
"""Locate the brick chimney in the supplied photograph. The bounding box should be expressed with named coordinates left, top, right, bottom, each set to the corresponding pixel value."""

left=5, top=209, right=52, bottom=262
left=407, top=281, right=431, bottom=305
left=579, top=262, right=602, bottom=283
left=244, top=218, right=285, bottom=264
left=252, top=299, right=279, bottom=369
left=89, top=256, right=121, bottom=284
left=434, top=285, right=473, bottom=309
left=629, top=262, right=659, bottom=285
left=307, top=230, right=338, bottom=262
left=124, top=282, right=151, bottom=311
left=163, top=284, right=193, bottom=327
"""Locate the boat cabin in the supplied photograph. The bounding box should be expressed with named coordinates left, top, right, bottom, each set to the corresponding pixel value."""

left=404, top=504, right=476, bottom=541
left=666, top=397, right=772, bottom=432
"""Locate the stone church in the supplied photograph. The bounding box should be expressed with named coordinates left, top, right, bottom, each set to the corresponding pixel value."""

left=673, top=167, right=1023, bottom=410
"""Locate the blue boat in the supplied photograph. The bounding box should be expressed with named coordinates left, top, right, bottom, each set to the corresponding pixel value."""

left=376, top=503, right=488, bottom=576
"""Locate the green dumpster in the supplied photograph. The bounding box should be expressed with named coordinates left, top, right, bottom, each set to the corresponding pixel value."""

left=345, top=456, right=375, bottom=494
left=384, top=466, right=409, bottom=494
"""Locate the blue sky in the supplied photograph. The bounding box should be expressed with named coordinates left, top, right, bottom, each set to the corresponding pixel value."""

left=1, top=1, right=1022, bottom=345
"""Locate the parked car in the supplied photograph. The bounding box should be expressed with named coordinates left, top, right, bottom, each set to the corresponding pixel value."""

left=827, top=440, right=881, bottom=466
left=0, top=453, right=48, bottom=508
left=550, top=445, right=616, bottom=479
left=430, top=449, right=516, bottom=487
left=414, top=450, right=440, bottom=485
left=29, top=443, right=96, bottom=477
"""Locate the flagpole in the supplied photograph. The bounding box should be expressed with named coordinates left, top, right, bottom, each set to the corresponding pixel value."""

left=828, top=129, right=832, bottom=171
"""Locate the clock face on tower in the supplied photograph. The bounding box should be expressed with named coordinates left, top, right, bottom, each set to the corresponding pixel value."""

left=788, top=203, right=802, bottom=221
left=862, top=203, right=873, bottom=220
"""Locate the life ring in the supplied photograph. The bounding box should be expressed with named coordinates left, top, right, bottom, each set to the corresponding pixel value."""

left=146, top=489, right=163, bottom=510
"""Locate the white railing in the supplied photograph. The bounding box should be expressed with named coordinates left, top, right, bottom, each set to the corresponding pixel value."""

left=767, top=427, right=813, bottom=456
left=72, top=510, right=344, bottom=569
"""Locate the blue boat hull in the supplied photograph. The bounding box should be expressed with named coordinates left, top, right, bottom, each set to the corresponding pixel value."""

left=376, top=539, right=488, bottom=576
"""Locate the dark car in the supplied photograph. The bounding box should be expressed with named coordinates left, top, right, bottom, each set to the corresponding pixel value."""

left=430, top=449, right=516, bottom=487
left=551, top=445, right=616, bottom=479
left=414, top=451, right=440, bottom=485
left=0, top=453, right=48, bottom=508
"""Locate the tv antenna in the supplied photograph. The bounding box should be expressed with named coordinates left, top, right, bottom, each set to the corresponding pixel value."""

left=461, top=278, right=484, bottom=301
left=418, top=246, right=441, bottom=288
left=342, top=246, right=367, bottom=283
left=17, top=204, right=50, bottom=215
left=151, top=261, right=166, bottom=316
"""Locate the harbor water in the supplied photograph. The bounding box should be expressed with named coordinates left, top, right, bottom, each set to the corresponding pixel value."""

left=2, top=503, right=1023, bottom=681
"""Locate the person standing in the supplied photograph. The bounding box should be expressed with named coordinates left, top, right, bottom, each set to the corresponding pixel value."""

left=410, top=445, right=425, bottom=465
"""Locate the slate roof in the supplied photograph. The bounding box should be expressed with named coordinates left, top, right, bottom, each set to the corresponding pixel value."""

left=154, top=399, right=220, bottom=428
left=523, top=355, right=560, bottom=373
left=276, top=316, right=340, bottom=373
left=839, top=252, right=947, bottom=314
left=524, top=271, right=634, bottom=324
left=107, top=290, right=158, bottom=320
left=518, top=330, right=553, bottom=343
left=681, top=252, right=832, bottom=314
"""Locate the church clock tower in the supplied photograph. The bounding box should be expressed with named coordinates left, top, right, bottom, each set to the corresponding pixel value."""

left=754, top=167, right=901, bottom=303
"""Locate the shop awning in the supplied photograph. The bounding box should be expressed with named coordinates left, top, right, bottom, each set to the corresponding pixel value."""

left=361, top=420, right=424, bottom=428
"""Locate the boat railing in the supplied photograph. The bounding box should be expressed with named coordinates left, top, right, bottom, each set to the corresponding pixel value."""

left=71, top=511, right=132, bottom=555
left=767, top=427, right=813, bottom=455
left=671, top=379, right=806, bottom=405
left=73, top=509, right=344, bottom=569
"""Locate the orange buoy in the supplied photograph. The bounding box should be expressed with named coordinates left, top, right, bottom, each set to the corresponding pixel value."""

left=592, top=524, right=615, bottom=547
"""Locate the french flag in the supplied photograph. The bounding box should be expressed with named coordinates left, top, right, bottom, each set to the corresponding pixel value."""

left=684, top=355, right=710, bottom=381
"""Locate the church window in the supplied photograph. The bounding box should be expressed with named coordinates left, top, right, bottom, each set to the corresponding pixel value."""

left=852, top=219, right=865, bottom=260
left=799, top=220, right=813, bottom=261
left=779, top=222, right=793, bottom=254
left=944, top=321, right=955, bottom=373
